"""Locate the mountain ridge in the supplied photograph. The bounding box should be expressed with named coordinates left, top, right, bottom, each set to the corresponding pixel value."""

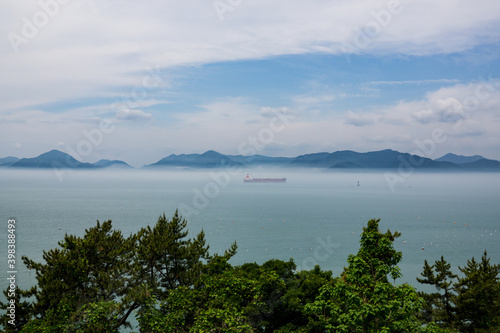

left=0, top=156, right=20, bottom=167
left=7, top=150, right=132, bottom=169
left=434, top=153, right=486, bottom=164
left=290, top=149, right=459, bottom=169
left=10, top=150, right=98, bottom=169
left=2, top=149, right=500, bottom=170
left=94, top=159, right=133, bottom=168
left=145, top=150, right=243, bottom=168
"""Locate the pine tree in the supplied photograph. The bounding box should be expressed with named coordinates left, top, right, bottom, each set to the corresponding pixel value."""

left=18, top=220, right=138, bottom=330
left=135, top=210, right=216, bottom=298
left=417, top=256, right=457, bottom=328
left=454, top=251, right=500, bottom=332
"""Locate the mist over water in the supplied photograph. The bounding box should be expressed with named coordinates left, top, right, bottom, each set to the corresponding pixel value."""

left=1, top=168, right=499, bottom=294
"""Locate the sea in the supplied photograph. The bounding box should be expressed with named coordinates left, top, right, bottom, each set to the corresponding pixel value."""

left=1, top=167, right=499, bottom=327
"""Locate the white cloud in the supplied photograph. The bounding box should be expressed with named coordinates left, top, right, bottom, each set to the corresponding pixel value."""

left=279, top=79, right=500, bottom=158
left=449, top=119, right=487, bottom=137
left=410, top=109, right=435, bottom=124
left=345, top=110, right=378, bottom=126
left=1, top=0, right=500, bottom=111
left=115, top=109, right=153, bottom=121
left=260, top=106, right=296, bottom=119
left=0, top=109, right=103, bottom=125
left=370, top=79, right=460, bottom=86
left=177, top=98, right=256, bottom=126
left=376, top=79, right=500, bottom=127
left=292, top=94, right=337, bottom=106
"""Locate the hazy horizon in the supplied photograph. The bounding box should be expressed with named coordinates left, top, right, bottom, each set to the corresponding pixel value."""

left=2, top=147, right=499, bottom=169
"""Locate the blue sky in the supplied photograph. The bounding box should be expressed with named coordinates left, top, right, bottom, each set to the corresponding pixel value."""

left=1, top=0, right=500, bottom=167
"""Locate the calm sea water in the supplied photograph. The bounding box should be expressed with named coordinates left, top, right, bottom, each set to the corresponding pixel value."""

left=1, top=168, right=499, bottom=298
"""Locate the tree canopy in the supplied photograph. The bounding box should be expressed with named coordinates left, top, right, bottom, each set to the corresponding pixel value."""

left=1, top=213, right=498, bottom=332
left=305, top=218, right=424, bottom=332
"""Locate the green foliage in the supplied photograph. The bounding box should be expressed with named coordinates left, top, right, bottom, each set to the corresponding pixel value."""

left=137, top=268, right=258, bottom=332
left=6, top=213, right=499, bottom=333
left=243, top=261, right=332, bottom=332
left=417, top=251, right=500, bottom=332
left=18, top=220, right=138, bottom=330
left=306, top=218, right=424, bottom=332
left=137, top=258, right=332, bottom=332
left=420, top=322, right=457, bottom=333
left=20, top=299, right=74, bottom=333
left=13, top=210, right=237, bottom=332
left=69, top=301, right=121, bottom=332
left=417, top=256, right=458, bottom=328
left=454, top=251, right=500, bottom=332
left=135, top=211, right=212, bottom=298
left=0, top=286, right=36, bottom=332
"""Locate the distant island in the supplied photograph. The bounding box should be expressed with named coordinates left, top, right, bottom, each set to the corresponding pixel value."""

left=1, top=150, right=132, bottom=169
left=1, top=149, right=500, bottom=170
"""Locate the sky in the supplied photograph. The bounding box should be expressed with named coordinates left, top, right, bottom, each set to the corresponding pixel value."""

left=1, top=0, right=500, bottom=167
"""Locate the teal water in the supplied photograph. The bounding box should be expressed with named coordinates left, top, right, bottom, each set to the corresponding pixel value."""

left=1, top=168, right=499, bottom=303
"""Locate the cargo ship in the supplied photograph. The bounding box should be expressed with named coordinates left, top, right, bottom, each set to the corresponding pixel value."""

left=244, top=174, right=286, bottom=183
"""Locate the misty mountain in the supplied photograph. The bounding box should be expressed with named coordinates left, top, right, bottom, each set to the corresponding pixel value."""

left=7, top=150, right=132, bottom=169
left=93, top=159, right=133, bottom=168
left=460, top=158, right=500, bottom=169
left=227, top=154, right=293, bottom=166
left=10, top=150, right=98, bottom=169
left=288, top=149, right=454, bottom=169
left=0, top=156, right=19, bottom=167
left=434, top=153, right=486, bottom=164
left=144, top=149, right=466, bottom=169
left=4, top=149, right=500, bottom=170
left=145, top=150, right=244, bottom=168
